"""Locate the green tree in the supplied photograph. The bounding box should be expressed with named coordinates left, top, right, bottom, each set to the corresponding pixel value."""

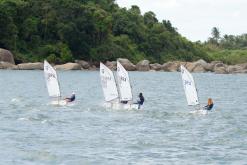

left=210, top=27, right=220, bottom=45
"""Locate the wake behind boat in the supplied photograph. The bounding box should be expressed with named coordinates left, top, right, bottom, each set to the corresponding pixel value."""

left=100, top=62, right=142, bottom=110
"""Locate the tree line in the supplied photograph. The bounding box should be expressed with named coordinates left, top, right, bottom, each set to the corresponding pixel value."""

left=203, top=27, right=247, bottom=64
left=0, top=0, right=209, bottom=64
left=206, top=27, right=247, bottom=49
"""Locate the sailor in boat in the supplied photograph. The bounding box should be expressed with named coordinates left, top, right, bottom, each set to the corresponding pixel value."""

left=204, top=98, right=214, bottom=110
left=135, top=93, right=144, bottom=109
left=65, top=92, right=76, bottom=103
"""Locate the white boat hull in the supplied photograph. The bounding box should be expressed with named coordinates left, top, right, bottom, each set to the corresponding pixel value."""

left=50, top=100, right=67, bottom=106
left=103, top=101, right=141, bottom=110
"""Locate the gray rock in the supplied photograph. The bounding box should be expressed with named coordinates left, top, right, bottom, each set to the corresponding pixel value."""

left=204, top=63, right=215, bottom=72
left=194, top=59, right=208, bottom=67
left=0, top=48, right=15, bottom=64
left=89, top=65, right=97, bottom=71
left=193, top=65, right=206, bottom=72
left=150, top=63, right=162, bottom=71
left=162, top=61, right=180, bottom=72
left=55, top=63, right=81, bottom=70
left=214, top=66, right=228, bottom=74
left=227, top=65, right=243, bottom=73
left=193, top=59, right=208, bottom=72
left=214, top=62, right=225, bottom=68
left=239, top=63, right=247, bottom=70
left=184, top=62, right=195, bottom=72
left=211, top=61, right=223, bottom=66
left=136, top=60, right=150, bottom=71
left=0, top=61, right=17, bottom=69
left=212, top=61, right=229, bottom=74
left=117, top=58, right=136, bottom=71
left=75, top=60, right=90, bottom=69
left=106, top=61, right=117, bottom=70
left=232, top=69, right=247, bottom=74
left=184, top=59, right=207, bottom=72
left=18, top=62, right=44, bottom=70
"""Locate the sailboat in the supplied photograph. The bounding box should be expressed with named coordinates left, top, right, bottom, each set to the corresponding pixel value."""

left=100, top=62, right=139, bottom=110
left=180, top=65, right=207, bottom=114
left=100, top=62, right=119, bottom=103
left=44, top=60, right=67, bottom=106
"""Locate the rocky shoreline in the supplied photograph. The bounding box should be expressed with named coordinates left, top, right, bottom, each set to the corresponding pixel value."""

left=1, top=48, right=247, bottom=74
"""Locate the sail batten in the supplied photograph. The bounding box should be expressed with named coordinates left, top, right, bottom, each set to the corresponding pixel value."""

left=180, top=65, right=199, bottom=106
left=100, top=63, right=119, bottom=102
left=116, top=61, right=133, bottom=101
left=44, top=60, right=61, bottom=98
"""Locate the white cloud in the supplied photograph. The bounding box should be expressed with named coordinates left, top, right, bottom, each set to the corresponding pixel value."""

left=116, top=0, right=247, bottom=41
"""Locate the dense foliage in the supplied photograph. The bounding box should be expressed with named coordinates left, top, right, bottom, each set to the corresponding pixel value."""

left=204, top=27, right=247, bottom=64
left=0, top=0, right=210, bottom=64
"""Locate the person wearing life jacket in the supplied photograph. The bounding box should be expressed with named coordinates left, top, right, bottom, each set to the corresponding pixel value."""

left=204, top=98, right=214, bottom=110
left=65, top=92, right=75, bottom=103
left=137, top=93, right=144, bottom=109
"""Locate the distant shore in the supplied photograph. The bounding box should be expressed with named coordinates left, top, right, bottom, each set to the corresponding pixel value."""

left=1, top=48, right=247, bottom=74
left=1, top=58, right=247, bottom=74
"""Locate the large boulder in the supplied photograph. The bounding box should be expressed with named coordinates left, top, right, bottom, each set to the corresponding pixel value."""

left=105, top=61, right=117, bottom=70
left=184, top=62, right=195, bottom=72
left=162, top=61, right=180, bottom=72
left=89, top=65, right=97, bottom=71
left=18, top=62, right=44, bottom=70
left=136, top=60, right=150, bottom=71
left=117, top=58, right=136, bottom=71
left=75, top=60, right=90, bottom=69
left=194, top=59, right=208, bottom=67
left=193, top=65, right=206, bottom=72
left=0, top=48, right=15, bottom=64
left=204, top=63, right=215, bottom=72
left=212, top=61, right=228, bottom=74
left=238, top=63, right=247, bottom=70
left=193, top=59, right=208, bottom=72
left=214, top=62, right=225, bottom=68
left=150, top=63, right=162, bottom=71
left=0, top=61, right=17, bottom=69
left=184, top=59, right=207, bottom=72
left=214, top=66, right=228, bottom=74
left=232, top=69, right=247, bottom=74
left=55, top=63, right=81, bottom=70
left=227, top=65, right=243, bottom=74
left=211, top=61, right=224, bottom=69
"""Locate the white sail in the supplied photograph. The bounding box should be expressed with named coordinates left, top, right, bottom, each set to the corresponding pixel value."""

left=180, top=65, right=199, bottom=106
left=44, top=60, right=61, bottom=98
left=116, top=61, right=133, bottom=101
left=100, top=62, right=119, bottom=102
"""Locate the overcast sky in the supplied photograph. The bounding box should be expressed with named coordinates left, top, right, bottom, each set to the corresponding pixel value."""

left=116, top=0, right=247, bottom=42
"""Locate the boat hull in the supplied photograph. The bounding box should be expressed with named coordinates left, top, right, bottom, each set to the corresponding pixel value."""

left=103, top=101, right=141, bottom=110
left=50, top=100, right=67, bottom=106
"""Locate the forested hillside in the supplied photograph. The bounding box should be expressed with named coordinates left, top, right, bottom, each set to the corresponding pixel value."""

left=0, top=0, right=209, bottom=64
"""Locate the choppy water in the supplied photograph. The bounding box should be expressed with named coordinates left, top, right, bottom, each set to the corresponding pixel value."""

left=0, top=70, right=247, bottom=164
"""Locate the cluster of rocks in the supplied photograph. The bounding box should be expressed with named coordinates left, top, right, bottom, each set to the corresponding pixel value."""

left=1, top=48, right=247, bottom=74
left=105, top=58, right=247, bottom=74
left=0, top=60, right=96, bottom=71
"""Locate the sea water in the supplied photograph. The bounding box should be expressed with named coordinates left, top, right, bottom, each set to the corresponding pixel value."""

left=0, top=70, right=247, bottom=164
